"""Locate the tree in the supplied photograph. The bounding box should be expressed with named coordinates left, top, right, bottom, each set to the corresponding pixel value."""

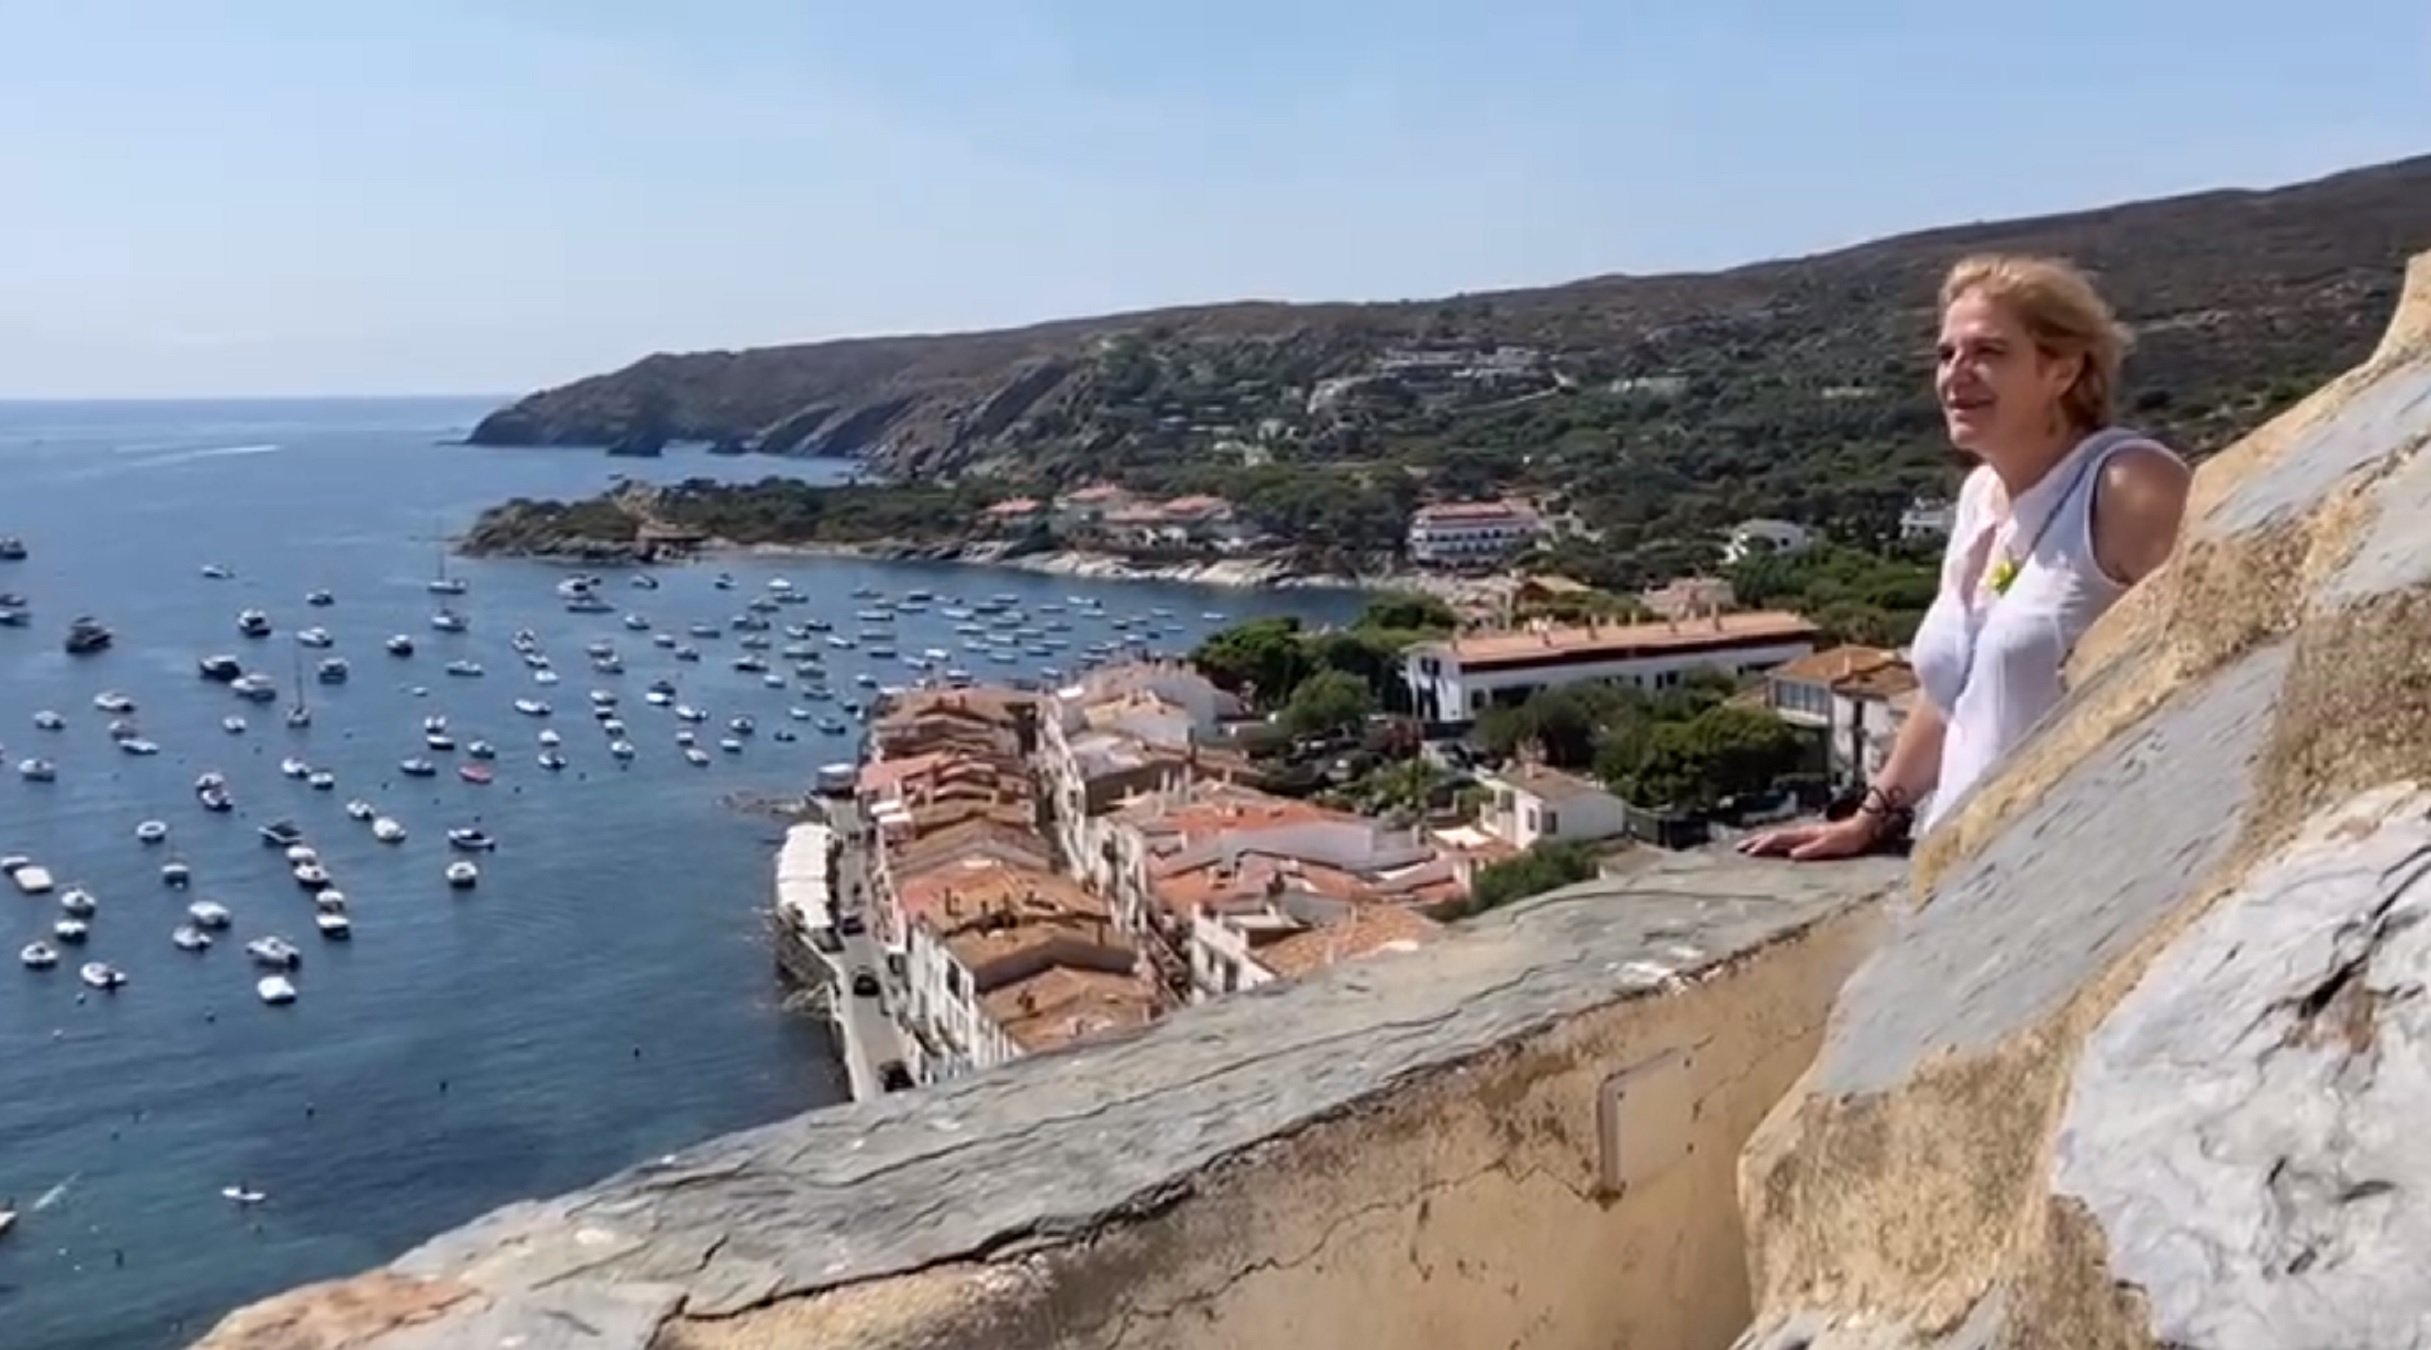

left=1191, top=617, right=1310, bottom=706
left=1465, top=840, right=1600, bottom=917
left=1281, top=669, right=1376, bottom=741
left=1356, top=591, right=1457, bottom=634
left=1608, top=705, right=1806, bottom=810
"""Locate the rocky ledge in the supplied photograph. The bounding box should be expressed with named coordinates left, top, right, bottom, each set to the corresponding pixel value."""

left=1737, top=249, right=2431, bottom=1348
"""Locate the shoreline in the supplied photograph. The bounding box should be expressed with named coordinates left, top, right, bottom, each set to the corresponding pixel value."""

left=462, top=534, right=1430, bottom=594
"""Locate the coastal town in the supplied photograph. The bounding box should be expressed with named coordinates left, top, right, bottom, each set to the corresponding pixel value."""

left=768, top=483, right=1945, bottom=1093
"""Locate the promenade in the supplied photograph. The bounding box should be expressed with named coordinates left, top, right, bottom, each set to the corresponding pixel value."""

left=775, top=801, right=905, bottom=1101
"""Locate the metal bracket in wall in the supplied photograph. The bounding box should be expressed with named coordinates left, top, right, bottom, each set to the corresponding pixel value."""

left=1596, top=1047, right=1692, bottom=1200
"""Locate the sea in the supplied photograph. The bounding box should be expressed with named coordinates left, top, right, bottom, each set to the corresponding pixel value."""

left=0, top=397, right=1365, bottom=1349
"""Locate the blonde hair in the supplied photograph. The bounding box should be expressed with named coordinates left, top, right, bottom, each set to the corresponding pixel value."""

left=1940, top=254, right=2130, bottom=432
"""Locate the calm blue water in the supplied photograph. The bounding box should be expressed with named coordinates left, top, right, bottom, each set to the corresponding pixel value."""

left=0, top=398, right=1362, bottom=1349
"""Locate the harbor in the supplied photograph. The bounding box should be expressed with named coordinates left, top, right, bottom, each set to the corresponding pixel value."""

left=0, top=398, right=1362, bottom=1350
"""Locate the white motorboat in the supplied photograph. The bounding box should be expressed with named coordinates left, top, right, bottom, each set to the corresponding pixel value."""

left=135, top=820, right=169, bottom=844
left=279, top=756, right=309, bottom=778
left=728, top=715, right=755, bottom=735
left=536, top=728, right=562, bottom=747
left=118, top=738, right=161, bottom=756
left=93, top=690, right=136, bottom=713
left=608, top=740, right=636, bottom=760
left=58, top=887, right=96, bottom=916
left=622, top=613, right=649, bottom=631
left=538, top=752, right=567, bottom=771
left=399, top=757, right=438, bottom=777
left=307, top=771, right=337, bottom=791
left=588, top=687, right=617, bottom=706
left=53, top=918, right=88, bottom=943
left=79, top=962, right=125, bottom=991
left=534, top=667, right=561, bottom=685
left=222, top=714, right=247, bottom=734
left=284, top=844, right=317, bottom=865
left=444, top=659, right=483, bottom=678
left=465, top=740, right=496, bottom=760
left=198, top=653, right=245, bottom=681
left=246, top=935, right=302, bottom=969
left=430, top=609, right=467, bottom=633
left=237, top=609, right=272, bottom=638
left=372, top=817, right=407, bottom=843
left=31, top=710, right=64, bottom=730
left=256, top=976, right=297, bottom=1005
left=684, top=747, right=712, bottom=767
left=293, top=626, right=333, bottom=648
left=229, top=673, right=277, bottom=701
left=514, top=698, right=550, bottom=717
left=200, top=562, right=232, bottom=579
left=20, top=941, right=57, bottom=969
left=788, top=706, right=812, bottom=720
left=315, top=911, right=351, bottom=939
left=674, top=705, right=707, bottom=724
left=306, top=589, right=335, bottom=607
left=673, top=645, right=701, bottom=662
left=222, top=1184, right=268, bottom=1204
left=198, top=786, right=234, bottom=812
left=600, top=718, right=626, bottom=736
left=187, top=900, right=232, bottom=929
left=314, top=888, right=346, bottom=910
left=345, top=799, right=375, bottom=821
left=292, top=862, right=330, bottom=888
left=446, top=827, right=496, bottom=852
left=316, top=657, right=350, bottom=684
left=645, top=688, right=674, bottom=706
left=386, top=634, right=415, bottom=656
left=172, top=924, right=211, bottom=952
left=718, top=737, right=744, bottom=754
left=674, top=730, right=696, bottom=748
left=650, top=633, right=677, bottom=649
left=424, top=731, right=455, bottom=750
left=444, top=860, right=479, bottom=889
left=160, top=861, right=191, bottom=887
left=422, top=713, right=449, bottom=732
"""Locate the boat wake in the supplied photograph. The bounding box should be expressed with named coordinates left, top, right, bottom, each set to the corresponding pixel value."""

left=32, top=1173, right=76, bottom=1212
left=147, top=443, right=283, bottom=465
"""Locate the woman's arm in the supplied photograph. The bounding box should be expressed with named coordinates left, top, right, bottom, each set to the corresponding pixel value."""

left=2092, top=445, right=2192, bottom=585
left=1739, top=695, right=1947, bottom=859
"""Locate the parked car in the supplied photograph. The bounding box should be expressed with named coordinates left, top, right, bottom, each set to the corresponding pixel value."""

left=851, top=968, right=881, bottom=998
left=878, top=1060, right=914, bottom=1092
left=811, top=927, right=843, bottom=954
left=838, top=911, right=866, bottom=937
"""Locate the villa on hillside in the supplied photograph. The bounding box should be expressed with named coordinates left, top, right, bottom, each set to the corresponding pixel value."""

left=1406, top=500, right=1547, bottom=569
left=1047, top=485, right=1259, bottom=553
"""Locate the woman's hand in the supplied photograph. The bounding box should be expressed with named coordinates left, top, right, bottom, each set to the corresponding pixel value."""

left=1736, top=811, right=1883, bottom=861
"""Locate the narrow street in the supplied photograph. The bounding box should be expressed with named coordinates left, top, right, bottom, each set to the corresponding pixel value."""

left=819, top=797, right=905, bottom=1099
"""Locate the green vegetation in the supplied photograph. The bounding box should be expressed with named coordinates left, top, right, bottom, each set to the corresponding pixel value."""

left=1280, top=670, right=1376, bottom=740
left=1190, top=592, right=1456, bottom=712
left=653, top=477, right=991, bottom=546
left=1724, top=542, right=1939, bottom=645
left=475, top=158, right=2429, bottom=584
left=1472, top=674, right=1812, bottom=811
left=1462, top=840, right=1601, bottom=918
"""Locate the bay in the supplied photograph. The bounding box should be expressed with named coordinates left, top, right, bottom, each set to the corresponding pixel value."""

left=0, top=397, right=1363, bottom=1349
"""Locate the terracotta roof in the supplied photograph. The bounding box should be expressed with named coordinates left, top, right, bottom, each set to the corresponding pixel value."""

left=1767, top=644, right=1900, bottom=686
left=1061, top=484, right=1131, bottom=504
left=1499, top=764, right=1612, bottom=804
left=1834, top=658, right=1921, bottom=702
left=984, top=497, right=1043, bottom=516
left=982, top=967, right=1158, bottom=1053
left=858, top=751, right=949, bottom=796
left=898, top=858, right=1102, bottom=929
left=1424, top=611, right=1816, bottom=669
left=1254, top=905, right=1442, bottom=979
left=1160, top=494, right=1232, bottom=516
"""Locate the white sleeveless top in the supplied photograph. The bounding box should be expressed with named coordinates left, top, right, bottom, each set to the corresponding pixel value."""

left=1910, top=428, right=2162, bottom=830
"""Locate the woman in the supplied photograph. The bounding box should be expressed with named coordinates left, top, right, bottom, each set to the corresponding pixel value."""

left=1742, top=254, right=2190, bottom=860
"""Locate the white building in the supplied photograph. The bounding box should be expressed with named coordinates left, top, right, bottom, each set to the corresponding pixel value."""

left=1478, top=766, right=1630, bottom=849
left=1763, top=645, right=1918, bottom=786
left=1401, top=612, right=1819, bottom=724
left=1900, top=497, right=1956, bottom=542
left=1721, top=518, right=1817, bottom=565
left=1407, top=501, right=1546, bottom=568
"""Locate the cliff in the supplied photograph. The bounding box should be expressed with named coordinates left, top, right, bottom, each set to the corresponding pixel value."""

left=471, top=157, right=2431, bottom=500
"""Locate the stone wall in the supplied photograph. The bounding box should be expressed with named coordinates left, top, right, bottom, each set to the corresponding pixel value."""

left=197, top=851, right=1899, bottom=1350
left=1735, top=249, right=2431, bottom=1350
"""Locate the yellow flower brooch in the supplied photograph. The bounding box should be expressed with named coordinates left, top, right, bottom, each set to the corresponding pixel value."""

left=1988, top=556, right=2021, bottom=596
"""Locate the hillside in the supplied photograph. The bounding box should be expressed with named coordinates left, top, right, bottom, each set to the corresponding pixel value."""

left=473, top=156, right=2431, bottom=571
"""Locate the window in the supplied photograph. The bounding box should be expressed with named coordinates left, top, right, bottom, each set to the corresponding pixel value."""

left=1542, top=808, right=1560, bottom=836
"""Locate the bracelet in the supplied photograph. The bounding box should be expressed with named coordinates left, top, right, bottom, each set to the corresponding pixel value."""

left=1855, top=785, right=1915, bottom=842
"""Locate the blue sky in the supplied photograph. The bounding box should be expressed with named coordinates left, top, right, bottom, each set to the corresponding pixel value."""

left=2, top=0, right=2425, bottom=398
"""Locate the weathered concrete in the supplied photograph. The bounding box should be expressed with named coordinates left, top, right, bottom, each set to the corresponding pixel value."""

left=1737, top=250, right=2431, bottom=1349
left=198, top=849, right=1901, bottom=1350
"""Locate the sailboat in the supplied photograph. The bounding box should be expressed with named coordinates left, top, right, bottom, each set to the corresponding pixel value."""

left=285, top=646, right=312, bottom=728
left=427, top=522, right=468, bottom=596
